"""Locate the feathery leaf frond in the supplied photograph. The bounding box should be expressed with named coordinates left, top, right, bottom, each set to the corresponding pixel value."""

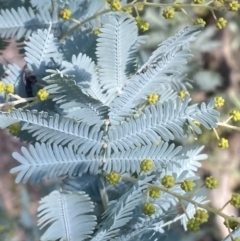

left=92, top=175, right=153, bottom=241
left=125, top=35, right=149, bottom=77
left=25, top=27, right=63, bottom=74
left=30, top=0, right=52, bottom=10
left=10, top=143, right=101, bottom=183
left=0, top=7, right=55, bottom=39
left=103, top=142, right=182, bottom=174
left=96, top=13, right=138, bottom=105
left=61, top=28, right=97, bottom=61
left=109, top=26, right=202, bottom=124
left=0, top=109, right=103, bottom=153
left=142, top=25, right=203, bottom=70
left=38, top=190, right=96, bottom=241
left=61, top=53, right=106, bottom=103
left=176, top=145, right=208, bottom=177
left=109, top=49, right=192, bottom=124
left=107, top=98, right=219, bottom=153
left=44, top=70, right=108, bottom=125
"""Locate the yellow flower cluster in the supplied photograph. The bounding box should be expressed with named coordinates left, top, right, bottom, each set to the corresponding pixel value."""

left=5, top=83, right=14, bottom=94
left=181, top=179, right=195, bottom=192
left=137, top=4, right=144, bottom=11
left=187, top=218, right=201, bottom=232
left=229, top=110, right=240, bottom=122
left=0, top=81, right=5, bottom=92
left=106, top=172, right=121, bottom=185
left=140, top=159, right=154, bottom=172
left=229, top=0, right=240, bottom=11
left=224, top=218, right=239, bottom=230
left=8, top=123, right=21, bottom=135
left=135, top=17, right=150, bottom=32
left=0, top=81, right=14, bottom=94
left=142, top=202, right=155, bottom=216
left=161, top=175, right=175, bottom=188
left=123, top=6, right=132, bottom=13
left=37, top=89, right=49, bottom=101
left=59, top=9, right=72, bottom=20
left=109, top=0, right=122, bottom=11
left=214, top=96, right=225, bottom=108
left=149, top=187, right=161, bottom=199
left=147, top=93, right=159, bottom=105
left=194, top=209, right=209, bottom=223
left=218, top=138, right=229, bottom=149
left=187, top=209, right=209, bottom=232
left=205, top=176, right=219, bottom=189
left=194, top=18, right=206, bottom=27
left=93, top=29, right=101, bottom=35
left=216, top=17, right=227, bottom=29
left=230, top=193, right=240, bottom=208
left=162, top=7, right=175, bottom=19
left=178, top=90, right=190, bottom=101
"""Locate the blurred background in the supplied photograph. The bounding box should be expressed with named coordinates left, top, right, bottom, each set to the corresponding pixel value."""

left=0, top=0, right=240, bottom=240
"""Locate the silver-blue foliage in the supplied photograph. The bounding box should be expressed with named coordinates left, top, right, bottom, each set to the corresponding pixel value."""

left=0, top=1, right=221, bottom=240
